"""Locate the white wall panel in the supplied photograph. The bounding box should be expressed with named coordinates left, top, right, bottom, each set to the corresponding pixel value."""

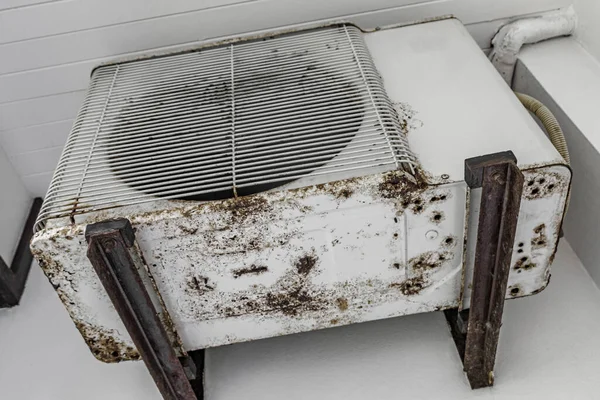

left=0, top=0, right=571, bottom=197
left=0, top=119, right=73, bottom=154
left=9, top=146, right=62, bottom=176
left=0, top=0, right=571, bottom=75
left=0, top=0, right=252, bottom=43
left=574, top=0, right=600, bottom=61
left=0, top=91, right=84, bottom=130
left=0, top=66, right=89, bottom=104
left=21, top=172, right=53, bottom=197
left=0, top=146, right=30, bottom=262
left=0, top=0, right=57, bottom=12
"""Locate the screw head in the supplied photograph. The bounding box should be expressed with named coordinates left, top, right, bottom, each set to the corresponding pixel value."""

left=441, top=174, right=450, bottom=180
left=426, top=230, right=438, bottom=240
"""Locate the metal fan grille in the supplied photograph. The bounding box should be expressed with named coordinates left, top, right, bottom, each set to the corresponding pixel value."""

left=36, top=24, right=417, bottom=231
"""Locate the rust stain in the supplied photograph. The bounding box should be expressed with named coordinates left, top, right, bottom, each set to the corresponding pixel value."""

left=232, top=265, right=268, bottom=278
left=75, top=321, right=140, bottom=363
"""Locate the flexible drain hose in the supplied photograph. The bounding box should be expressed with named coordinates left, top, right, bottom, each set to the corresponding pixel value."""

left=515, top=92, right=570, bottom=165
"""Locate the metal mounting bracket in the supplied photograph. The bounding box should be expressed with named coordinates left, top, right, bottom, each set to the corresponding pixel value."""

left=86, top=218, right=203, bottom=400
left=0, top=198, right=42, bottom=308
left=445, top=151, right=524, bottom=389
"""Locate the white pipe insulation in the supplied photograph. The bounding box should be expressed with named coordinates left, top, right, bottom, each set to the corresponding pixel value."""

left=489, top=6, right=577, bottom=85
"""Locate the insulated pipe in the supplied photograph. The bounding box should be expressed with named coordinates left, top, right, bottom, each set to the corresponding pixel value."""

left=490, top=7, right=577, bottom=85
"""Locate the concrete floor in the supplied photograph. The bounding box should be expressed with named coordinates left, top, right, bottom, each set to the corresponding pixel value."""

left=1, top=240, right=599, bottom=399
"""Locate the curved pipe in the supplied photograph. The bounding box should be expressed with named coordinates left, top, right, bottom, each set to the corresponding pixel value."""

left=490, top=7, right=577, bottom=85
left=515, top=92, right=570, bottom=165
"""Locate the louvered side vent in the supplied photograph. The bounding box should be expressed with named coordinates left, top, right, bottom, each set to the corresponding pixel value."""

left=36, top=24, right=417, bottom=231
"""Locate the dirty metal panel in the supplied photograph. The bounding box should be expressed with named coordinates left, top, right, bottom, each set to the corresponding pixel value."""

left=31, top=171, right=467, bottom=358
left=462, top=164, right=571, bottom=306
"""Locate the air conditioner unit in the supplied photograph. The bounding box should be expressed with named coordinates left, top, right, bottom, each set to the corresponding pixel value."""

left=31, top=18, right=570, bottom=395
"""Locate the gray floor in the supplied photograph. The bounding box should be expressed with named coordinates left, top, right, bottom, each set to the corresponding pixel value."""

left=1, top=240, right=599, bottom=399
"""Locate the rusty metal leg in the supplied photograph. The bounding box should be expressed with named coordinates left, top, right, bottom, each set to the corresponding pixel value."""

left=445, top=151, right=524, bottom=389
left=86, top=218, right=200, bottom=400
left=0, top=198, right=42, bottom=308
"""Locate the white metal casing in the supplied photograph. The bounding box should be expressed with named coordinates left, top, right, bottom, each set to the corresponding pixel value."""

left=31, top=18, right=570, bottom=362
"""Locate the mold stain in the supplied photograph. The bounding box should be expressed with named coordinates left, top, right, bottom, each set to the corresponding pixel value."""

left=187, top=276, right=215, bottom=293
left=75, top=321, right=140, bottom=363
left=218, top=254, right=325, bottom=318
left=336, top=297, right=349, bottom=311
left=523, top=171, right=568, bottom=200
left=295, top=254, right=318, bottom=275
left=390, top=276, right=426, bottom=296
left=513, top=256, right=536, bottom=272
left=34, top=166, right=479, bottom=356
left=204, top=195, right=272, bottom=225
left=531, top=224, right=547, bottom=250
left=264, top=287, right=319, bottom=317
left=335, top=188, right=354, bottom=199
left=378, top=171, right=429, bottom=213
left=508, top=285, right=521, bottom=297
left=430, top=211, right=445, bottom=224
left=409, top=251, right=453, bottom=272
left=442, top=236, right=457, bottom=248
left=232, top=265, right=268, bottom=279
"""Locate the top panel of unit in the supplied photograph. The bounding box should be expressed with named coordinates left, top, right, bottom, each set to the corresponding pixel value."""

left=363, top=19, right=566, bottom=182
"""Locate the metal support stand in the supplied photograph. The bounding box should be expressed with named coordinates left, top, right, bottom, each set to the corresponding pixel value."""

left=444, top=151, right=524, bottom=389
left=0, top=197, right=42, bottom=308
left=86, top=218, right=203, bottom=400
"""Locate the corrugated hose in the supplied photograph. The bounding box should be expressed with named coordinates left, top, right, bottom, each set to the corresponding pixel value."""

left=515, top=92, right=570, bottom=165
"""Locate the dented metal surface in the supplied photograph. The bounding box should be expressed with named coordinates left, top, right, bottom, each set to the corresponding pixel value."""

left=32, top=170, right=467, bottom=358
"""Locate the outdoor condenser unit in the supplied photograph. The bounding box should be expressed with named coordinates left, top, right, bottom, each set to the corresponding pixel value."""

left=31, top=18, right=570, bottom=397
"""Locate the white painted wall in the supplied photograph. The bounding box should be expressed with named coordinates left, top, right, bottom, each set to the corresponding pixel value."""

left=0, top=0, right=570, bottom=197
left=0, top=145, right=30, bottom=263
left=573, top=0, right=600, bottom=61
left=514, top=38, right=600, bottom=287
